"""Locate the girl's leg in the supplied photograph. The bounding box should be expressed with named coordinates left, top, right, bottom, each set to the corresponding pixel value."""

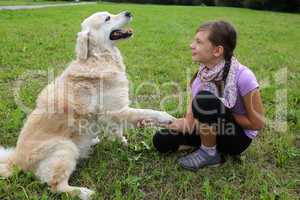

left=178, top=91, right=222, bottom=170
left=192, top=90, right=226, bottom=153
left=152, top=129, right=201, bottom=153
left=192, top=90, right=252, bottom=155
left=178, top=90, right=252, bottom=170
left=216, top=125, right=252, bottom=155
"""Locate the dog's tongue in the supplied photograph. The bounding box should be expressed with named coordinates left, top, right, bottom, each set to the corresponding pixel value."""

left=110, top=28, right=133, bottom=40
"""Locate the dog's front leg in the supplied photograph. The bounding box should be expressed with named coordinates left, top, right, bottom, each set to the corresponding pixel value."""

left=111, top=107, right=175, bottom=127
left=108, top=122, right=128, bottom=146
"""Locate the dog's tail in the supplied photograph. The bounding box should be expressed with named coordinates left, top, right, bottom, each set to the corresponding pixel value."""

left=0, top=146, right=16, bottom=177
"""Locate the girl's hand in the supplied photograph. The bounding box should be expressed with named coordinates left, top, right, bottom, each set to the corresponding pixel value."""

left=167, top=117, right=195, bottom=135
left=167, top=118, right=185, bottom=133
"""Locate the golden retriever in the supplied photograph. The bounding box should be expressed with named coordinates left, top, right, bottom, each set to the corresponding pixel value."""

left=0, top=11, right=175, bottom=199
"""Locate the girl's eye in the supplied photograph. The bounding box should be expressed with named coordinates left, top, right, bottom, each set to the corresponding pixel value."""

left=105, top=16, right=111, bottom=22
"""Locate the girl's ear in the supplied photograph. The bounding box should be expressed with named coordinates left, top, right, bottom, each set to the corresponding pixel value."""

left=213, top=45, right=224, bottom=57
left=75, top=29, right=90, bottom=61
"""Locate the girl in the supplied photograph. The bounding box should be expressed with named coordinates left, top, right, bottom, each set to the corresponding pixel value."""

left=152, top=21, right=265, bottom=171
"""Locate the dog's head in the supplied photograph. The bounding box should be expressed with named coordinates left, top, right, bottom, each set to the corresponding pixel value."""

left=76, top=11, right=133, bottom=60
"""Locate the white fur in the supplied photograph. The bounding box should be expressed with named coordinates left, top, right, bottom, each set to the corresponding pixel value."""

left=0, top=11, right=175, bottom=200
left=0, top=147, right=15, bottom=163
left=0, top=147, right=15, bottom=177
left=76, top=30, right=90, bottom=60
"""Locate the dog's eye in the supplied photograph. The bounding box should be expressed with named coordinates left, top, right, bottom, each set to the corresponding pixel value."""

left=105, top=16, right=111, bottom=22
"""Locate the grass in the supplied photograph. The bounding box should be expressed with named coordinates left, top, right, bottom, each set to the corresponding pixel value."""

left=0, top=0, right=73, bottom=6
left=0, top=2, right=300, bottom=200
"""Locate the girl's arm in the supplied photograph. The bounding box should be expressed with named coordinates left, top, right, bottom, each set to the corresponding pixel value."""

left=184, top=94, right=196, bottom=132
left=233, top=89, right=265, bottom=130
left=185, top=94, right=194, bottom=121
left=167, top=95, right=196, bottom=134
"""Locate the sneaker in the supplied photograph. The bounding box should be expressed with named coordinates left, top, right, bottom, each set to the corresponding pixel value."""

left=178, top=148, right=222, bottom=171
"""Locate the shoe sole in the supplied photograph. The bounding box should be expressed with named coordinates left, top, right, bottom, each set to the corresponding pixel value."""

left=179, top=162, right=221, bottom=172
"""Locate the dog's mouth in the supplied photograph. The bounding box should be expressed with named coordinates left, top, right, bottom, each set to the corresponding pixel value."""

left=109, top=28, right=133, bottom=40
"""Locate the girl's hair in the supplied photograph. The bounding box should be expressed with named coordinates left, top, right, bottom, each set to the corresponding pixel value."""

left=190, top=21, right=237, bottom=87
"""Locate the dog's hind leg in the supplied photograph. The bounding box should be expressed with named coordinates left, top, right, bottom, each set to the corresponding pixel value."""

left=55, top=178, right=95, bottom=200
left=35, top=139, right=95, bottom=200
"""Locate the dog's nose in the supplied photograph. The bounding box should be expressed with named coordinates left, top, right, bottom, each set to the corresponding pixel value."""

left=125, top=11, right=132, bottom=18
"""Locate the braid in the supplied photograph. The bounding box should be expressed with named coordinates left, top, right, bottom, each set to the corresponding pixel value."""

left=219, top=53, right=232, bottom=97
left=222, top=53, right=232, bottom=83
left=190, top=70, right=199, bottom=87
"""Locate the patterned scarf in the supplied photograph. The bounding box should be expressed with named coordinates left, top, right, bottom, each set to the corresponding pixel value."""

left=197, top=57, right=239, bottom=108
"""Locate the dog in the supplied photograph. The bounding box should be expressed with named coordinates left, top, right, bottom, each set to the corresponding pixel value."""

left=0, top=11, right=175, bottom=199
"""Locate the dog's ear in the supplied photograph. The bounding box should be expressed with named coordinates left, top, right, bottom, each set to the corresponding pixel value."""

left=75, top=29, right=90, bottom=61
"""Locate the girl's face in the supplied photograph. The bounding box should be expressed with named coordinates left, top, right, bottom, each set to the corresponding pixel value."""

left=190, top=30, right=223, bottom=64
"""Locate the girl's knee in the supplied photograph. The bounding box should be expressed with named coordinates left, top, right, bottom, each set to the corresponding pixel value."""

left=192, top=90, right=225, bottom=124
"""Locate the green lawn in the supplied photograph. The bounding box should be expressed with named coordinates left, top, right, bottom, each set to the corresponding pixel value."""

left=0, top=0, right=71, bottom=6
left=0, top=2, right=299, bottom=200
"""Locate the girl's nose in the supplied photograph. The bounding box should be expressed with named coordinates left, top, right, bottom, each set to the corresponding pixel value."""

left=190, top=42, right=195, bottom=49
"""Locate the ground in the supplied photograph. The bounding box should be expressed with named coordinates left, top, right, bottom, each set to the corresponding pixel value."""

left=0, top=2, right=299, bottom=199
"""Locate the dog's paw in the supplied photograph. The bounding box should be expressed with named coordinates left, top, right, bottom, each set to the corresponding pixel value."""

left=0, top=164, right=13, bottom=178
left=91, top=137, right=100, bottom=146
left=121, top=137, right=128, bottom=147
left=78, top=187, right=95, bottom=200
left=137, top=119, right=156, bottom=128
left=156, top=112, right=176, bottom=125
left=137, top=112, right=175, bottom=128
left=137, top=112, right=176, bottom=128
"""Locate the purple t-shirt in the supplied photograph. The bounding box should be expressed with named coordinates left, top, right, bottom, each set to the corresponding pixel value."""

left=191, top=63, right=259, bottom=139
